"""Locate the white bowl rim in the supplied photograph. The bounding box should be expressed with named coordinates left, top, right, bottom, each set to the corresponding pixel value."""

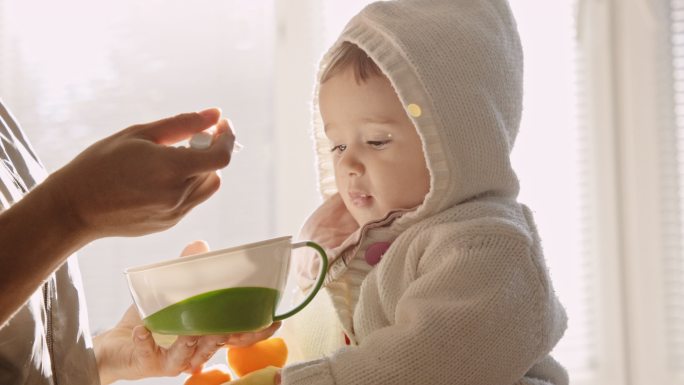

left=124, top=235, right=292, bottom=274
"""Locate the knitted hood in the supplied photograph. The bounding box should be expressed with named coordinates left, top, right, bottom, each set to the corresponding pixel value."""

left=311, top=0, right=523, bottom=224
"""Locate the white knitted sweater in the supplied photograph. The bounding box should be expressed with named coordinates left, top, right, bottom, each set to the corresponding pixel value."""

left=281, top=1, right=568, bottom=384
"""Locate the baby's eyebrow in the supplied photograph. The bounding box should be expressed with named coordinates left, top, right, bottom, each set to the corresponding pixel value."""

left=323, top=117, right=396, bottom=133
left=361, top=116, right=395, bottom=125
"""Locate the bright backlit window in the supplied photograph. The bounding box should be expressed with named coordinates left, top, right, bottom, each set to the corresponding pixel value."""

left=0, top=1, right=615, bottom=384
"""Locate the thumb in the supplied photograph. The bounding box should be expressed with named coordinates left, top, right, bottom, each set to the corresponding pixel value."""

left=132, top=326, right=156, bottom=359
left=180, top=240, right=210, bottom=257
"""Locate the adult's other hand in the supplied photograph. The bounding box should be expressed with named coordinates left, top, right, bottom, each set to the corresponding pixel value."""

left=47, top=108, right=235, bottom=240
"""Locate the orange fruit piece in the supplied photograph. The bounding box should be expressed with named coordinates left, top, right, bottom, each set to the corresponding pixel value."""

left=227, top=337, right=288, bottom=377
left=184, top=368, right=231, bottom=385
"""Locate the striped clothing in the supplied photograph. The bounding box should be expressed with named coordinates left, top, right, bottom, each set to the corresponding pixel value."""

left=0, top=100, right=99, bottom=385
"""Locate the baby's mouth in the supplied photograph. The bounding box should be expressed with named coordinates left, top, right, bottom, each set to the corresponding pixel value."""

left=349, top=191, right=373, bottom=207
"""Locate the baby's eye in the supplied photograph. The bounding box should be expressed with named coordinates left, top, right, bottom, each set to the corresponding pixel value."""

left=367, top=140, right=391, bottom=149
left=330, top=144, right=347, bottom=153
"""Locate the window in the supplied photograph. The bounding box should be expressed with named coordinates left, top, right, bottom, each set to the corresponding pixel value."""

left=662, top=0, right=684, bottom=381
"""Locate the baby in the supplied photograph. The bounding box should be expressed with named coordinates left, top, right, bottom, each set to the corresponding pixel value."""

left=234, top=0, right=568, bottom=384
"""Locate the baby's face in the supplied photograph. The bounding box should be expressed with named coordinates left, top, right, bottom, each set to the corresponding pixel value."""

left=319, top=68, right=430, bottom=226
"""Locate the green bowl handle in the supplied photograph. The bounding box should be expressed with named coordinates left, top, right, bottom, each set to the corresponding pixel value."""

left=273, top=241, right=328, bottom=321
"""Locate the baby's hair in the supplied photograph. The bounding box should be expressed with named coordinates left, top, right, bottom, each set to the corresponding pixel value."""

left=321, top=42, right=383, bottom=84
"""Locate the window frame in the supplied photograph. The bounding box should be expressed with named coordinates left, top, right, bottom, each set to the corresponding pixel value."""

left=609, top=0, right=680, bottom=383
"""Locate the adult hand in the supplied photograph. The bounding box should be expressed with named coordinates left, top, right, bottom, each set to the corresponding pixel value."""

left=94, top=241, right=281, bottom=385
left=46, top=108, right=235, bottom=241
left=0, top=108, right=238, bottom=325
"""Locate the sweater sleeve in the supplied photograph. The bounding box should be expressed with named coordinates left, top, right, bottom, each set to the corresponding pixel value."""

left=281, top=228, right=566, bottom=385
